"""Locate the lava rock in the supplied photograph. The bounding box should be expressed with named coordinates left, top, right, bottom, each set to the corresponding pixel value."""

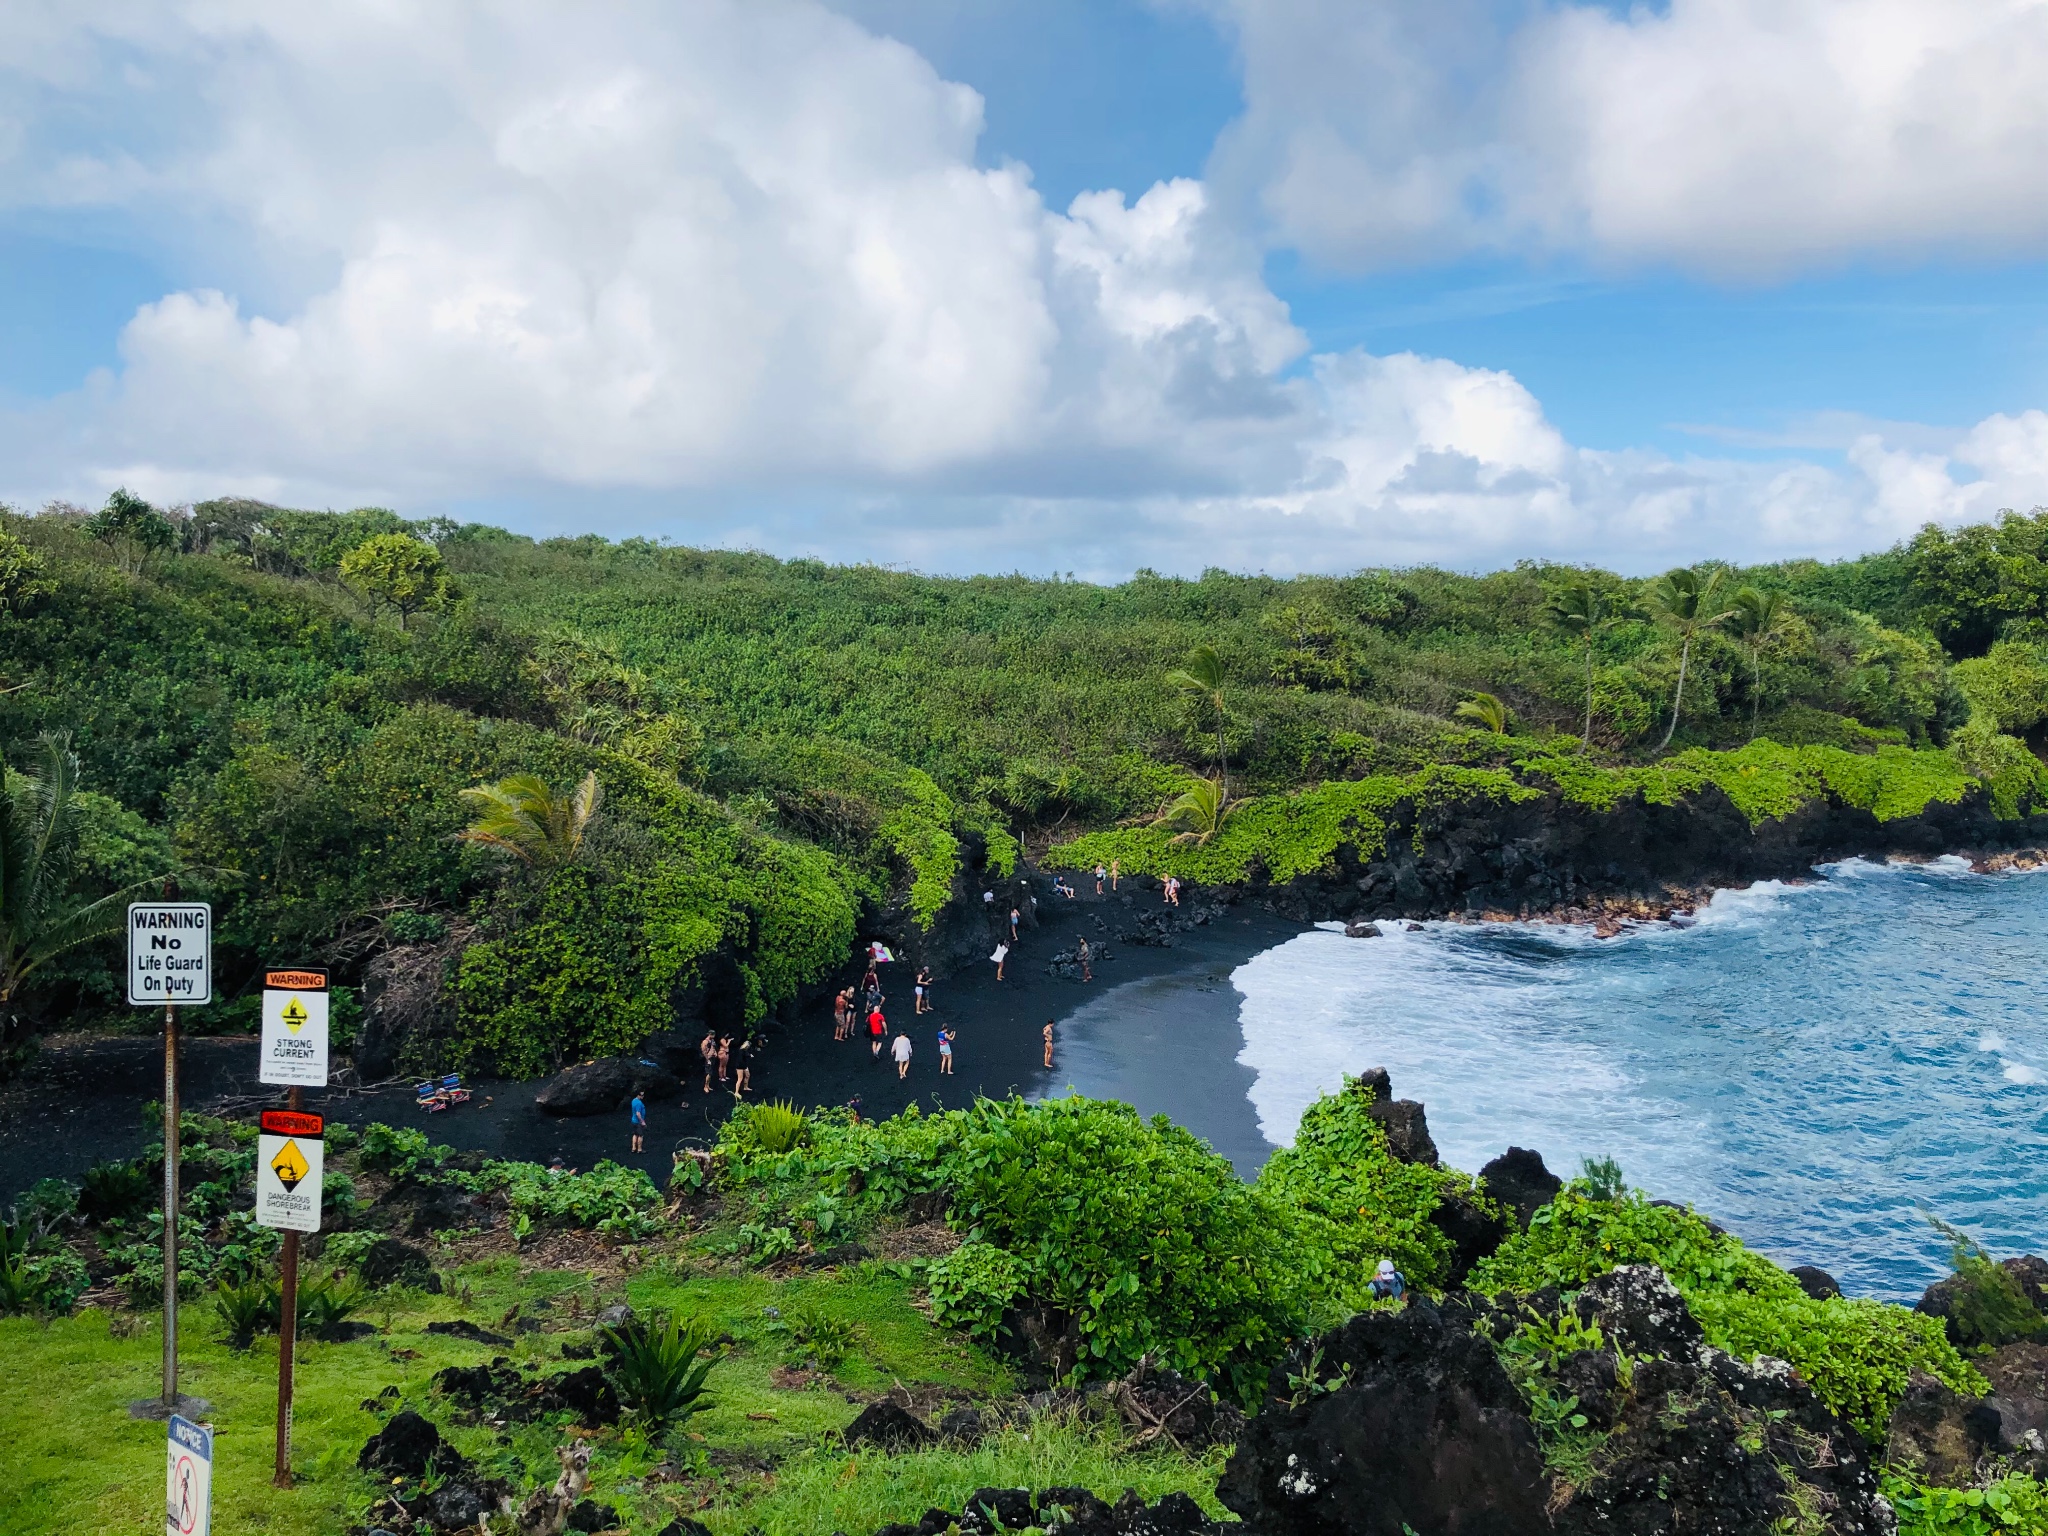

left=1984, top=1340, right=2048, bottom=1446
left=424, top=1319, right=512, bottom=1346
left=432, top=1360, right=522, bottom=1410
left=1351, top=1068, right=1438, bottom=1166
left=536, top=1056, right=682, bottom=1117
left=1886, top=1371, right=2004, bottom=1486
left=358, top=1409, right=464, bottom=1479
left=1476, top=1147, right=1562, bottom=1230
left=356, top=1236, right=441, bottom=1292
left=656, top=1521, right=715, bottom=1536
left=1035, top=1487, right=1115, bottom=1532
left=419, top=1478, right=498, bottom=1533
left=1111, top=1358, right=1246, bottom=1450
left=594, top=1302, right=634, bottom=1329
left=1342, top=920, right=1382, bottom=938
left=1218, top=1300, right=1552, bottom=1535
left=1573, top=1264, right=1703, bottom=1358
left=533, top=1365, right=621, bottom=1427
left=2006, top=1255, right=2048, bottom=1314
left=1426, top=1188, right=1510, bottom=1287
left=960, top=1488, right=1035, bottom=1534
left=1555, top=1348, right=1620, bottom=1430
left=936, top=1405, right=986, bottom=1442
left=844, top=1400, right=939, bottom=1450
left=1790, top=1264, right=1842, bottom=1300
left=567, top=1498, right=622, bottom=1532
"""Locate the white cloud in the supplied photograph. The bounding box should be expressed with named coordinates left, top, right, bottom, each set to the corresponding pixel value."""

left=1213, top=0, right=2048, bottom=275
left=0, top=0, right=2043, bottom=577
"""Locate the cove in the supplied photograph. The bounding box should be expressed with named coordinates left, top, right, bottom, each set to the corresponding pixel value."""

left=1229, top=857, right=2048, bottom=1301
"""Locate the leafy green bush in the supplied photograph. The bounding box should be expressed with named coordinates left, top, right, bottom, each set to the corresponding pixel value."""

left=357, top=1122, right=443, bottom=1180
left=1471, top=1191, right=1981, bottom=1438
left=1886, top=1471, right=2048, bottom=1535
left=481, top=1158, right=660, bottom=1232
left=213, top=1275, right=276, bottom=1349
left=927, top=1241, right=1027, bottom=1337
left=1927, top=1217, right=2048, bottom=1352
left=742, top=1100, right=810, bottom=1155
left=77, top=1160, right=154, bottom=1224
left=602, top=1311, right=720, bottom=1430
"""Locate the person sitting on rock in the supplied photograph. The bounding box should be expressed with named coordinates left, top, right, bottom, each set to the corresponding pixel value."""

left=1368, top=1258, right=1406, bottom=1303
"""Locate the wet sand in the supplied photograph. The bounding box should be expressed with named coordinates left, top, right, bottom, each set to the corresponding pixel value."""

left=0, top=895, right=1304, bottom=1204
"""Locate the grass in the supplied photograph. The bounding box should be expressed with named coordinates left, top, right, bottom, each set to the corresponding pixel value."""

left=0, top=1241, right=1223, bottom=1536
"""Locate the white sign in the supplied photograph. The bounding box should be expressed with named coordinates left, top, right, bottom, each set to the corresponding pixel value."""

left=166, top=1414, right=212, bottom=1536
left=254, top=1133, right=323, bottom=1233
left=128, top=904, right=211, bottom=1006
left=259, top=989, right=329, bottom=1087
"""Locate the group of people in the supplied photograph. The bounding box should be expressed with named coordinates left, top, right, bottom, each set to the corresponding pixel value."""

left=835, top=964, right=955, bottom=1079
left=697, top=1029, right=756, bottom=1097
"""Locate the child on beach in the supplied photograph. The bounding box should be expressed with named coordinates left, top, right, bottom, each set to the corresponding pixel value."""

left=991, top=941, right=1009, bottom=981
left=937, top=1026, right=955, bottom=1074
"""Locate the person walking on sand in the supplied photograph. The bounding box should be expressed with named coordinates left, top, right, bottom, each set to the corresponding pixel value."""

left=717, top=1034, right=733, bottom=1085
left=1042, top=1018, right=1055, bottom=1068
left=629, top=1092, right=646, bottom=1154
left=991, top=940, right=1009, bottom=981
left=1094, top=862, right=1106, bottom=895
left=832, top=989, right=847, bottom=1041
left=868, top=1005, right=887, bottom=1056
left=700, top=1029, right=718, bottom=1094
left=891, top=1030, right=913, bottom=1079
left=1077, top=935, right=1093, bottom=982
left=915, top=966, right=933, bottom=1015
left=937, top=1025, right=955, bottom=1074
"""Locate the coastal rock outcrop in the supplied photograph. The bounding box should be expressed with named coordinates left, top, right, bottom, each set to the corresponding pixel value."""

left=534, top=1056, right=680, bottom=1117
left=1218, top=1266, right=1892, bottom=1536
left=1477, top=1147, right=1562, bottom=1229
left=1354, top=1068, right=1437, bottom=1166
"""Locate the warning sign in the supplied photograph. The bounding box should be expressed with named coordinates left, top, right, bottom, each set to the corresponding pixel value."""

left=258, top=986, right=329, bottom=1087
left=128, top=903, right=212, bottom=1006
left=254, top=1132, right=323, bottom=1232
left=166, top=1414, right=212, bottom=1536
left=259, top=1109, right=323, bottom=1138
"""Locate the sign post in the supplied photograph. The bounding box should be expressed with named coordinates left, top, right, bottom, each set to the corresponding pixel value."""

left=257, top=966, right=326, bottom=1487
left=166, top=1414, right=213, bottom=1536
left=127, top=902, right=211, bottom=1421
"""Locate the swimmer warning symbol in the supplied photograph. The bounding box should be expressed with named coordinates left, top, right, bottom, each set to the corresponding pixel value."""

left=258, top=982, right=328, bottom=1087
left=254, top=1132, right=322, bottom=1232
left=166, top=1414, right=213, bottom=1536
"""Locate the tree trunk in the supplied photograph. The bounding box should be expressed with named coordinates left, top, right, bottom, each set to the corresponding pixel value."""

left=1750, top=650, right=1762, bottom=740
left=1582, top=639, right=1595, bottom=751
left=1659, top=637, right=1692, bottom=751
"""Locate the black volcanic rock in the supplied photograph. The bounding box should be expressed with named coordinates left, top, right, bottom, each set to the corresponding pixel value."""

left=1477, top=1147, right=1561, bottom=1229
left=535, top=1056, right=680, bottom=1116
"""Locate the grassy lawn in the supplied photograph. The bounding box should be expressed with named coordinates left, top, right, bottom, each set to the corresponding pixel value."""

left=0, top=1244, right=1226, bottom=1536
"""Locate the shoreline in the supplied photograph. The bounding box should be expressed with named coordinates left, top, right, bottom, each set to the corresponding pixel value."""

left=0, top=890, right=1307, bottom=1204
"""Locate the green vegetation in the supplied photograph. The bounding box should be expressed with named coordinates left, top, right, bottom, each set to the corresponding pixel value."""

left=7, top=491, right=2048, bottom=1066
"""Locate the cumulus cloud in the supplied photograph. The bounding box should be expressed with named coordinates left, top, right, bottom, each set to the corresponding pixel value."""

left=0, top=0, right=2042, bottom=576
left=1212, top=0, right=2048, bottom=275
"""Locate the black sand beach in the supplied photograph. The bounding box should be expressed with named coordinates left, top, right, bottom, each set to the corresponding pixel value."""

left=0, top=894, right=1304, bottom=1204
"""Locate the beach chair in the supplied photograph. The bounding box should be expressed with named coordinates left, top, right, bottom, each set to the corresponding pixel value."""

left=416, top=1080, right=449, bottom=1113
left=439, top=1073, right=471, bottom=1104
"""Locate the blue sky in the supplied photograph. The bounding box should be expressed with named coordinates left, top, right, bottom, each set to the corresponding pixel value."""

left=2, top=0, right=2045, bottom=576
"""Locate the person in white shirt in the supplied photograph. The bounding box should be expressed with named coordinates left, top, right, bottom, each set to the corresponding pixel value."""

left=891, top=1031, right=913, bottom=1079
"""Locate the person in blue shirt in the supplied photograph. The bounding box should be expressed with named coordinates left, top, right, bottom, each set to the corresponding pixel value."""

left=629, top=1093, right=647, bottom=1153
left=937, top=1026, right=956, bottom=1075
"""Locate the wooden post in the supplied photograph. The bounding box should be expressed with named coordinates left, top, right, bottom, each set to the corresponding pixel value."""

left=274, top=1083, right=302, bottom=1488
left=161, top=1001, right=180, bottom=1410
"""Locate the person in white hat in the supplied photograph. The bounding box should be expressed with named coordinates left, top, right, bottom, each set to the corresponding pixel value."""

left=1369, top=1258, right=1406, bottom=1303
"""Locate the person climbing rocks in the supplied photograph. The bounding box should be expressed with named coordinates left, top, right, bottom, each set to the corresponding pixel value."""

left=937, top=1025, right=955, bottom=1074
left=629, top=1092, right=646, bottom=1154
left=1368, top=1258, right=1406, bottom=1303
left=891, top=1030, right=913, bottom=1079
left=1043, top=1018, right=1054, bottom=1068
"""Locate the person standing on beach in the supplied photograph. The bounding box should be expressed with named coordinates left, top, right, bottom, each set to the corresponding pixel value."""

left=1094, top=862, right=1106, bottom=895
left=891, top=1030, right=913, bottom=1079
left=717, top=1035, right=733, bottom=1085
left=868, top=1005, right=887, bottom=1056
left=629, top=1092, right=646, bottom=1153
left=1042, top=1018, right=1054, bottom=1068
left=915, top=966, right=933, bottom=1014
left=1077, top=935, right=1092, bottom=982
left=937, top=1026, right=955, bottom=1074
left=700, top=1029, right=718, bottom=1094
left=734, top=1037, right=755, bottom=1097
left=991, top=941, right=1009, bottom=981
left=1110, top=858, right=1119, bottom=891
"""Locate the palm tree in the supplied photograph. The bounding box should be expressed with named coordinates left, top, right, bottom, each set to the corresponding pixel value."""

left=1165, top=645, right=1232, bottom=802
left=1, top=736, right=172, bottom=1057
left=1645, top=567, right=1740, bottom=751
left=458, top=772, right=602, bottom=868
left=1153, top=775, right=1235, bottom=845
left=1545, top=582, right=1612, bottom=751
left=1454, top=692, right=1511, bottom=735
left=1725, top=587, right=1795, bottom=739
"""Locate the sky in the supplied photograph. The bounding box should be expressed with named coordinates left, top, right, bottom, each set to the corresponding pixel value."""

left=1, top=0, right=2046, bottom=579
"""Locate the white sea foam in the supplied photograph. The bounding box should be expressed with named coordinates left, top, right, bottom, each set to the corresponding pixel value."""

left=1979, top=1031, right=2008, bottom=1053
left=2004, top=1062, right=2046, bottom=1085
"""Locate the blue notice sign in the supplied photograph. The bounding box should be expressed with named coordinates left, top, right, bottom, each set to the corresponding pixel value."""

left=166, top=1414, right=212, bottom=1536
